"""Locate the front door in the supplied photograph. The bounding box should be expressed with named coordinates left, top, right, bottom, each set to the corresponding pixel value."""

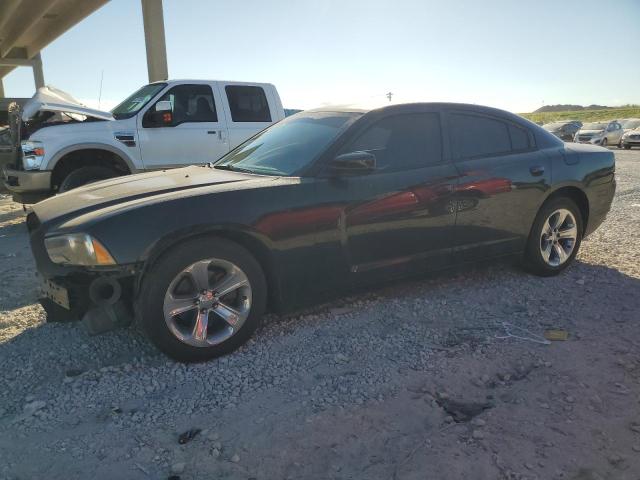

left=318, top=110, right=459, bottom=280
left=444, top=110, right=552, bottom=260
left=138, top=83, right=229, bottom=169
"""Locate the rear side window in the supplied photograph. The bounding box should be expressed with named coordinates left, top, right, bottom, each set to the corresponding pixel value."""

left=509, top=124, right=530, bottom=150
left=450, top=113, right=532, bottom=159
left=450, top=113, right=511, bottom=159
left=225, top=86, right=272, bottom=122
left=342, top=113, right=443, bottom=172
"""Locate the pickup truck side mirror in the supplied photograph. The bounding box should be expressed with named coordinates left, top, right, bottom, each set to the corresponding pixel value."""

left=155, top=100, right=172, bottom=112
left=144, top=101, right=173, bottom=127
left=329, top=151, right=376, bottom=176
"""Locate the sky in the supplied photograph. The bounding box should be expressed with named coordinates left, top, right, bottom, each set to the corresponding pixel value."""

left=3, top=0, right=640, bottom=113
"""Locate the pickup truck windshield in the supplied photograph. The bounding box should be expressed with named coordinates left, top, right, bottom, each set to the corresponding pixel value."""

left=111, top=83, right=167, bottom=119
left=215, top=111, right=361, bottom=176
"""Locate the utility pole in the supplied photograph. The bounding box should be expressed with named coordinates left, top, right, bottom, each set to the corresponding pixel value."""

left=386, top=92, right=393, bottom=102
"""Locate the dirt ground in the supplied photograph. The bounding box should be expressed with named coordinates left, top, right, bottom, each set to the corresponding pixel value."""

left=0, top=149, right=639, bottom=480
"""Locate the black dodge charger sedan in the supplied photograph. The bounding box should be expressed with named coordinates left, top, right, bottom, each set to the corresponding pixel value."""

left=27, top=103, right=615, bottom=362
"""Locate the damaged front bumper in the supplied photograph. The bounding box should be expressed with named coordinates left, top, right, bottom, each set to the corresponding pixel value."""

left=28, top=211, right=143, bottom=334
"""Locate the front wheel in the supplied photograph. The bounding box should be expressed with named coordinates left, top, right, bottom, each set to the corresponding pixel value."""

left=523, top=197, right=583, bottom=277
left=601, top=138, right=608, bottom=147
left=138, top=237, right=267, bottom=362
left=58, top=166, right=118, bottom=193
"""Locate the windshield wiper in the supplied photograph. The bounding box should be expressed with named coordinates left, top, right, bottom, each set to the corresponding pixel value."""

left=213, top=164, right=255, bottom=174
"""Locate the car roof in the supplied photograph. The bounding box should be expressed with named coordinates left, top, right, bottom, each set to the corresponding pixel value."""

left=306, top=101, right=522, bottom=117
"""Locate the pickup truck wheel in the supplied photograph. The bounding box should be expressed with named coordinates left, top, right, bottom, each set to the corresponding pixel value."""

left=523, top=197, right=583, bottom=277
left=58, top=166, right=118, bottom=193
left=139, top=237, right=267, bottom=362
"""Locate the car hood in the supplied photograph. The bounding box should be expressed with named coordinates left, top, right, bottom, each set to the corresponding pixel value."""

left=577, top=129, right=604, bottom=135
left=31, top=166, right=281, bottom=226
left=22, top=86, right=114, bottom=121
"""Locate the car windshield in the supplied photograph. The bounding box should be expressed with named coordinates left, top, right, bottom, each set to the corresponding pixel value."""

left=214, top=111, right=361, bottom=176
left=621, top=119, right=640, bottom=129
left=111, top=83, right=167, bottom=119
left=582, top=122, right=607, bottom=130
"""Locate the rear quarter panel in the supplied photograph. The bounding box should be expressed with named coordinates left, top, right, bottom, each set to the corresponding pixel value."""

left=549, top=144, right=615, bottom=235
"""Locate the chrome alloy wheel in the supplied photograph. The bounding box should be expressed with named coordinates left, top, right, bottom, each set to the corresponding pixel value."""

left=539, top=208, right=578, bottom=267
left=162, top=258, right=252, bottom=347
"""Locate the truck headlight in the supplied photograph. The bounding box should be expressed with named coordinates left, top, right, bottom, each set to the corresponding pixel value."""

left=44, top=233, right=116, bottom=266
left=21, top=141, right=45, bottom=170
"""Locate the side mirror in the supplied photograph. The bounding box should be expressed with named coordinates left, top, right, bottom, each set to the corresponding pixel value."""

left=144, top=101, right=173, bottom=127
left=329, top=151, right=376, bottom=175
left=155, top=100, right=172, bottom=112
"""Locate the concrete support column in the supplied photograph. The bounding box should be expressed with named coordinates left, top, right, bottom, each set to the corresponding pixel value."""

left=32, top=52, right=44, bottom=89
left=141, top=0, right=168, bottom=82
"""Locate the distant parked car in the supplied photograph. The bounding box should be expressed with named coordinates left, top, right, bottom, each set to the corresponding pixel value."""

left=618, top=119, right=640, bottom=147
left=620, top=126, right=640, bottom=149
left=27, top=102, right=616, bottom=361
left=542, top=120, right=582, bottom=141
left=574, top=120, right=623, bottom=147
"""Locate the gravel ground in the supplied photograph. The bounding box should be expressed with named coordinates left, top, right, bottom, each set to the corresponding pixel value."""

left=1, top=149, right=639, bottom=480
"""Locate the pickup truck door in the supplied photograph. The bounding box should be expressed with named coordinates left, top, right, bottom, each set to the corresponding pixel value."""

left=137, top=83, right=229, bottom=169
left=216, top=83, right=279, bottom=150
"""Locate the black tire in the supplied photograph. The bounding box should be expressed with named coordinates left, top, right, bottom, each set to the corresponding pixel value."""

left=601, top=138, right=608, bottom=147
left=523, top=197, right=583, bottom=277
left=138, top=237, right=267, bottom=362
left=58, top=166, right=118, bottom=193
left=624, top=144, right=631, bottom=150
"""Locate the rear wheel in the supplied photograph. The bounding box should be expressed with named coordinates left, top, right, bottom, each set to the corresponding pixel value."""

left=139, top=237, right=267, bottom=362
left=58, top=166, right=118, bottom=193
left=523, top=197, right=583, bottom=276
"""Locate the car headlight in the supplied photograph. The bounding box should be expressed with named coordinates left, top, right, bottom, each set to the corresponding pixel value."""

left=21, top=140, right=45, bottom=170
left=44, top=233, right=116, bottom=266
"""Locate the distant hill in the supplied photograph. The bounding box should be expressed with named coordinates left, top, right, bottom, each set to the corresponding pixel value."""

left=521, top=105, right=640, bottom=124
left=534, top=104, right=612, bottom=113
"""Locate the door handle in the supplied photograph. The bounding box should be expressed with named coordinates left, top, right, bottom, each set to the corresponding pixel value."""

left=529, top=165, right=545, bottom=176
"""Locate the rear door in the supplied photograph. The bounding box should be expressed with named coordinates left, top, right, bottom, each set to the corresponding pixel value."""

left=445, top=110, right=551, bottom=260
left=137, top=83, right=229, bottom=168
left=217, top=83, right=278, bottom=149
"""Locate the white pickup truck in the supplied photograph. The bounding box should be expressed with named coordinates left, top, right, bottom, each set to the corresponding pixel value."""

left=2, top=80, right=285, bottom=203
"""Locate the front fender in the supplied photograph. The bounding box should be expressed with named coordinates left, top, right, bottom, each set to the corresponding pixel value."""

left=46, top=142, right=138, bottom=172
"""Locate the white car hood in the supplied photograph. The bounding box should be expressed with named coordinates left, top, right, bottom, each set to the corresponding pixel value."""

left=22, top=86, right=114, bottom=121
left=578, top=129, right=604, bottom=135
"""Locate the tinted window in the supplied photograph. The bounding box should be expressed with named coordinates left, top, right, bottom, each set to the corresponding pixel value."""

left=342, top=113, right=443, bottom=172
left=225, top=86, right=272, bottom=122
left=509, top=124, right=530, bottom=150
left=450, top=113, right=511, bottom=159
left=145, top=84, right=217, bottom=127
left=215, top=112, right=359, bottom=175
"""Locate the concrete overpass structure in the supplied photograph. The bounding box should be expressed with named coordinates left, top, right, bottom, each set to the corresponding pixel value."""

left=0, top=0, right=168, bottom=98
